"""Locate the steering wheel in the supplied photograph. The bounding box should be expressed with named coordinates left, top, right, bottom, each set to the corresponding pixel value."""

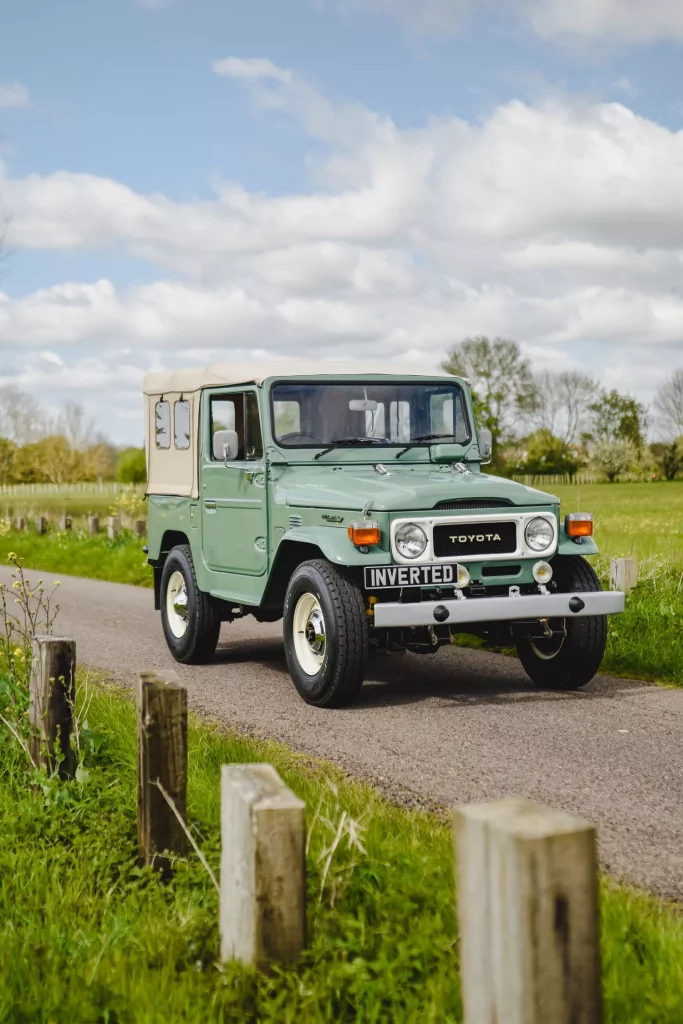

left=278, top=431, right=323, bottom=444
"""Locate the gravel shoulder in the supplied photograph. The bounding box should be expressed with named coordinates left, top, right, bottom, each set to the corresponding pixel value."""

left=6, top=565, right=682, bottom=899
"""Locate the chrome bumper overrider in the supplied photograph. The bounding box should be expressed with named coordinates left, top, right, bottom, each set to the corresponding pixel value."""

left=372, top=590, right=625, bottom=629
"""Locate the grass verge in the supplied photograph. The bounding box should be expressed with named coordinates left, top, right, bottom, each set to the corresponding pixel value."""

left=0, top=529, right=152, bottom=588
left=1, top=682, right=682, bottom=1023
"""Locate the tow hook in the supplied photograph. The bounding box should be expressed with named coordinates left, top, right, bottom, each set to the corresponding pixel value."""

left=539, top=617, right=552, bottom=639
left=428, top=626, right=439, bottom=647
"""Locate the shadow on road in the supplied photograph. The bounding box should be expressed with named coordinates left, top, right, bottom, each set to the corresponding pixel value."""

left=214, top=633, right=656, bottom=710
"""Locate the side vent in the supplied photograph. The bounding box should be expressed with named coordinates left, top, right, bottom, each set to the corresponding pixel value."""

left=289, top=514, right=303, bottom=528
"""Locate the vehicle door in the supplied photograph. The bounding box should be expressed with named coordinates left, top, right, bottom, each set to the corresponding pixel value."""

left=200, top=388, right=268, bottom=575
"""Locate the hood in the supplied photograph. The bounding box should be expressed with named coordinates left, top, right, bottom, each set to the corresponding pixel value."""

left=275, top=465, right=558, bottom=512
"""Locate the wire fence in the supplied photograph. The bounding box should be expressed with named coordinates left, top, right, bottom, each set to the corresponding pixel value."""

left=0, top=482, right=145, bottom=497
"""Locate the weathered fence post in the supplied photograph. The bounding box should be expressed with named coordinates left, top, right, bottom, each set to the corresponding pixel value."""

left=59, top=515, right=72, bottom=532
left=29, top=636, right=76, bottom=778
left=453, top=798, right=602, bottom=1024
left=610, top=557, right=637, bottom=594
left=15, top=515, right=26, bottom=532
left=35, top=515, right=47, bottom=535
left=107, top=515, right=121, bottom=540
left=87, top=515, right=100, bottom=536
left=137, top=671, right=188, bottom=878
left=133, top=519, right=147, bottom=538
left=220, top=764, right=306, bottom=969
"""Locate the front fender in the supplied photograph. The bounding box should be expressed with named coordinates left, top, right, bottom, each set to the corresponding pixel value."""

left=280, top=526, right=391, bottom=566
left=556, top=522, right=598, bottom=556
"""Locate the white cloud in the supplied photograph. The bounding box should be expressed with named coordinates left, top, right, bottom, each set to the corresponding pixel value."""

left=0, top=82, right=30, bottom=109
left=212, top=56, right=293, bottom=85
left=329, top=0, right=683, bottom=43
left=3, top=61, right=683, bottom=439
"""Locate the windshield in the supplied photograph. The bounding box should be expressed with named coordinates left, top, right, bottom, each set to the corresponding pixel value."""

left=271, top=381, right=470, bottom=449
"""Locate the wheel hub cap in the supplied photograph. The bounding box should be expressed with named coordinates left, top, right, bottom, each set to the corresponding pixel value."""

left=293, top=593, right=326, bottom=676
left=167, top=570, right=189, bottom=639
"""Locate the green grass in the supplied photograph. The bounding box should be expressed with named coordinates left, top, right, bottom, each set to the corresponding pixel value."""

left=0, top=487, right=145, bottom=523
left=1, top=683, right=681, bottom=1023
left=0, top=530, right=152, bottom=588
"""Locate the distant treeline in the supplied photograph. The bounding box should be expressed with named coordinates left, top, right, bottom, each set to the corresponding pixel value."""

left=0, top=386, right=145, bottom=485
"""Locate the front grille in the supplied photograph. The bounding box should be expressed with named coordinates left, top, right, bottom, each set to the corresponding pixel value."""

left=434, top=499, right=512, bottom=511
left=433, top=520, right=517, bottom=558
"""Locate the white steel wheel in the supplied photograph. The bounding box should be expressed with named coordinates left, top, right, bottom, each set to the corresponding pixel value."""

left=292, top=592, right=326, bottom=676
left=166, top=570, right=189, bottom=639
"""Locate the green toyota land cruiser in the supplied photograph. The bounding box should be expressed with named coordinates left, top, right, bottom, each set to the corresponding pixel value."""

left=143, top=362, right=624, bottom=707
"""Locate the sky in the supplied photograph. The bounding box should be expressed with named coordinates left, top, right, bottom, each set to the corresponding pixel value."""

left=1, top=0, right=683, bottom=444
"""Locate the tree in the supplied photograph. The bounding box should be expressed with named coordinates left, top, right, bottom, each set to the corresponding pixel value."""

left=654, top=370, right=683, bottom=439
left=651, top=440, right=683, bottom=481
left=515, top=429, right=578, bottom=476
left=0, top=438, right=16, bottom=484
left=441, top=337, right=538, bottom=447
left=589, top=438, right=637, bottom=482
left=588, top=390, right=648, bottom=450
left=532, top=371, right=598, bottom=445
left=0, top=386, right=44, bottom=445
left=116, top=447, right=147, bottom=484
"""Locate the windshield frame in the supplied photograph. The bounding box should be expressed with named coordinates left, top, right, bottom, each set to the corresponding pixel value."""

left=268, top=378, right=472, bottom=452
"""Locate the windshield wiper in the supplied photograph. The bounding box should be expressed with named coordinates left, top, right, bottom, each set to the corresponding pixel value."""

left=395, top=433, right=455, bottom=458
left=314, top=437, right=385, bottom=460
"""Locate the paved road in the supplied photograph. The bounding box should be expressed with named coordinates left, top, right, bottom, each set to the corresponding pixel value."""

left=7, top=566, right=682, bottom=899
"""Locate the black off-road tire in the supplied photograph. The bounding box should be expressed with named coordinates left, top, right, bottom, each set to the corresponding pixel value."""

left=515, top=555, right=607, bottom=691
left=160, top=545, right=221, bottom=664
left=283, top=559, right=368, bottom=708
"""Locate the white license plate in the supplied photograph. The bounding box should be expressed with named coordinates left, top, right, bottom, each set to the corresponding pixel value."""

left=364, top=564, right=457, bottom=589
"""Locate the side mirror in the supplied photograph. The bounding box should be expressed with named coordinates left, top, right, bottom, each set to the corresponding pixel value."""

left=213, top=429, right=239, bottom=462
left=478, top=428, right=492, bottom=464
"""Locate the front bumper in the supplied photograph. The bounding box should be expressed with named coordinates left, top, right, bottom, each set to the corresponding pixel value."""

left=372, top=590, right=625, bottom=629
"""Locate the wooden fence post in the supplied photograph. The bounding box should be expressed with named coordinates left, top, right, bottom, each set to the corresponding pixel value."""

left=220, top=764, right=306, bottom=969
left=137, top=671, right=188, bottom=878
left=35, top=515, right=47, bottom=535
left=29, top=636, right=76, bottom=778
left=87, top=515, right=100, bottom=536
left=59, top=515, right=72, bottom=532
left=610, top=557, right=637, bottom=594
left=107, top=516, right=121, bottom=540
left=453, top=798, right=602, bottom=1024
left=15, top=515, right=26, bottom=532
left=133, top=519, right=147, bottom=538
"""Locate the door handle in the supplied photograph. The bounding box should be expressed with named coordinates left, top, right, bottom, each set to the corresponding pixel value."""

left=205, top=500, right=217, bottom=511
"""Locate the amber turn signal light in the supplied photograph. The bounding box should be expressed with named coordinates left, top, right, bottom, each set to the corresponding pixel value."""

left=565, top=512, right=593, bottom=538
left=348, top=521, right=381, bottom=546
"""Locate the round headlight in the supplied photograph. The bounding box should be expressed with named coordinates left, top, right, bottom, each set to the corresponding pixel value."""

left=395, top=523, right=427, bottom=560
left=525, top=517, right=555, bottom=552
left=532, top=560, right=553, bottom=584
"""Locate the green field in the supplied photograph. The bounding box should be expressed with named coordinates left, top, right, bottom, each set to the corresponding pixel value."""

left=550, top=481, right=683, bottom=561
left=1, top=682, right=681, bottom=1023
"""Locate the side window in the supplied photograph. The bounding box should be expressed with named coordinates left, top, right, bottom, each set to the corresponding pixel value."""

left=389, top=400, right=411, bottom=441
left=155, top=400, right=171, bottom=449
left=174, top=400, right=191, bottom=450
left=430, top=391, right=468, bottom=443
left=274, top=400, right=301, bottom=437
left=210, top=393, right=263, bottom=462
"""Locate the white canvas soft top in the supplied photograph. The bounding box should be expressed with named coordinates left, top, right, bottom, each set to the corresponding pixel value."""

left=142, top=361, right=457, bottom=396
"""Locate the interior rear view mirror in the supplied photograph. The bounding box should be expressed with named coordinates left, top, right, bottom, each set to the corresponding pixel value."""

left=349, top=399, right=378, bottom=412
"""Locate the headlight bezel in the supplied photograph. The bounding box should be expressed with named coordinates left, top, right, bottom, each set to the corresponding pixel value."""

left=524, top=516, right=556, bottom=553
left=395, top=522, right=428, bottom=560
